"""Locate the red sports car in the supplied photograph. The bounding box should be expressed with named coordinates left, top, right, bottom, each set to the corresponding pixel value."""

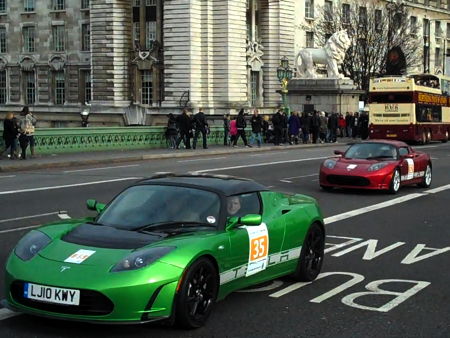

left=319, top=140, right=432, bottom=194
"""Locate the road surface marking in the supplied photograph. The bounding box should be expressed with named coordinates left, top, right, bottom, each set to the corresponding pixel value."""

left=325, top=183, right=450, bottom=225
left=280, top=180, right=292, bottom=183
left=196, top=156, right=328, bottom=173
left=0, top=177, right=140, bottom=196
left=64, top=164, right=140, bottom=173
left=0, top=175, right=16, bottom=179
left=284, top=174, right=318, bottom=180
left=0, top=308, right=19, bottom=321
left=416, top=145, right=438, bottom=149
left=178, top=157, right=226, bottom=163
left=0, top=212, right=59, bottom=224
left=0, top=224, right=42, bottom=234
left=57, top=212, right=71, bottom=220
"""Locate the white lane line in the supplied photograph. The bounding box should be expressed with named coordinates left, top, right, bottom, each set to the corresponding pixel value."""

left=196, top=156, right=328, bottom=173
left=0, top=224, right=42, bottom=234
left=57, top=212, right=71, bottom=220
left=431, top=157, right=439, bottom=160
left=0, top=212, right=59, bottom=224
left=417, top=145, right=438, bottom=149
left=0, top=308, right=19, bottom=320
left=0, top=177, right=140, bottom=196
left=250, top=151, right=289, bottom=157
left=0, top=175, right=16, bottom=179
left=284, top=174, right=318, bottom=180
left=324, top=183, right=450, bottom=225
left=280, top=180, right=292, bottom=183
left=311, top=179, right=319, bottom=182
left=64, top=164, right=140, bottom=173
left=178, top=157, right=226, bottom=163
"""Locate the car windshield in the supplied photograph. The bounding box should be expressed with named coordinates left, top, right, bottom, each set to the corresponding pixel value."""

left=345, top=143, right=398, bottom=160
left=96, top=185, right=221, bottom=230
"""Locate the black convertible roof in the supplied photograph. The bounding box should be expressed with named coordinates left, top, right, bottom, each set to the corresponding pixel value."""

left=137, top=173, right=268, bottom=196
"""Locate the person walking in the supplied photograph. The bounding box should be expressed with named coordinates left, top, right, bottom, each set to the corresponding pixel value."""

left=19, top=107, right=37, bottom=158
left=281, top=112, right=289, bottom=144
left=345, top=112, right=353, bottom=138
left=319, top=112, right=328, bottom=143
left=288, top=112, right=301, bottom=145
left=311, top=111, right=321, bottom=144
left=2, top=112, right=19, bottom=159
left=250, top=109, right=263, bottom=147
left=229, top=117, right=238, bottom=146
left=272, top=109, right=283, bottom=146
left=352, top=112, right=360, bottom=139
left=359, top=111, right=369, bottom=140
left=328, top=112, right=338, bottom=143
left=338, top=113, right=346, bottom=138
left=233, top=109, right=251, bottom=147
left=166, top=113, right=178, bottom=149
left=300, top=112, right=311, bottom=144
left=176, top=109, right=192, bottom=149
left=192, top=108, right=209, bottom=149
left=223, top=114, right=231, bottom=146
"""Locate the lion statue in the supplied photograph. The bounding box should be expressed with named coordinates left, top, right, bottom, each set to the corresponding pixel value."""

left=295, top=30, right=351, bottom=79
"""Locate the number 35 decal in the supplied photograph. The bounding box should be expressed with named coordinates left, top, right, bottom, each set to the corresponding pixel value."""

left=245, top=223, right=269, bottom=277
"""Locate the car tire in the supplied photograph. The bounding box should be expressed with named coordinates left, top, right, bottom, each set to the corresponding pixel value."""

left=175, top=257, right=218, bottom=329
left=320, top=185, right=333, bottom=192
left=421, top=131, right=427, bottom=145
left=418, top=164, right=432, bottom=188
left=389, top=169, right=401, bottom=194
left=443, top=130, right=449, bottom=143
left=292, top=223, right=325, bottom=282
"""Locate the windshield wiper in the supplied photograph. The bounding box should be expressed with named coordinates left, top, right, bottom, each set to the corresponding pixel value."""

left=135, top=221, right=215, bottom=232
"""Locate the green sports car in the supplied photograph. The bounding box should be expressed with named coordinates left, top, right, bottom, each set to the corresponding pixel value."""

left=4, top=174, right=325, bottom=328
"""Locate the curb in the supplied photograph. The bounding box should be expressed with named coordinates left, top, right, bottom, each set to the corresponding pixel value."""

left=0, top=142, right=345, bottom=173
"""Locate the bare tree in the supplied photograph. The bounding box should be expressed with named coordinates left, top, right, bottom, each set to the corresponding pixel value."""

left=303, top=0, right=422, bottom=93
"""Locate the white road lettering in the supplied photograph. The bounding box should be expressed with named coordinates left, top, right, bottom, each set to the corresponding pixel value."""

left=400, top=244, right=450, bottom=265
left=325, top=235, right=363, bottom=254
left=331, top=240, right=406, bottom=260
left=237, top=280, right=284, bottom=293
left=310, top=272, right=365, bottom=303
left=341, top=279, right=430, bottom=312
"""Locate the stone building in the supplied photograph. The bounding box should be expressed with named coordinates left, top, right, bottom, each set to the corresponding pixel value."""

left=0, top=0, right=449, bottom=126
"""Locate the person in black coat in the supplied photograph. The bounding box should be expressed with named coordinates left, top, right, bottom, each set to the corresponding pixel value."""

left=2, top=112, right=19, bottom=159
left=300, top=112, right=311, bottom=143
left=223, top=114, right=230, bottom=146
left=359, top=112, right=369, bottom=140
left=250, top=109, right=263, bottom=147
left=233, top=109, right=250, bottom=147
left=176, top=109, right=192, bottom=149
left=192, top=108, right=209, bottom=149
left=310, top=111, right=321, bottom=144
left=272, top=110, right=283, bottom=145
left=166, top=113, right=178, bottom=149
left=327, top=112, right=339, bottom=143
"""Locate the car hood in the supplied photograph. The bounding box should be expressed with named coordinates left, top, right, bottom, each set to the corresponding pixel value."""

left=334, top=158, right=397, bottom=171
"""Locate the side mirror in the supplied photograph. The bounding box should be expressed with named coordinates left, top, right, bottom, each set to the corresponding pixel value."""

left=334, top=150, right=344, bottom=156
left=86, top=199, right=106, bottom=213
left=226, top=214, right=262, bottom=231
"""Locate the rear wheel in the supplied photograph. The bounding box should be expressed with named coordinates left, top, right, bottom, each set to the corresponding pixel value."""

left=292, top=223, right=325, bottom=282
left=421, top=131, right=427, bottom=145
left=418, top=164, right=432, bottom=188
left=389, top=169, right=401, bottom=194
left=175, top=258, right=218, bottom=329
left=427, top=130, right=432, bottom=143
left=443, top=130, right=449, bottom=143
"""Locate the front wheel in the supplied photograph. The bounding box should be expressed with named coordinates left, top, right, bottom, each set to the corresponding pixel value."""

left=389, top=169, right=401, bottom=194
left=175, top=258, right=218, bottom=329
left=418, top=164, right=432, bottom=188
left=292, top=223, right=325, bottom=282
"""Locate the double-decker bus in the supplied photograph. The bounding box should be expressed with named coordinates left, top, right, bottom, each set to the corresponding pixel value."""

left=368, top=74, right=450, bottom=144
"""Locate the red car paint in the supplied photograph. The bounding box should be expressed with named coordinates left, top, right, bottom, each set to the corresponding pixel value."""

left=319, top=140, right=432, bottom=192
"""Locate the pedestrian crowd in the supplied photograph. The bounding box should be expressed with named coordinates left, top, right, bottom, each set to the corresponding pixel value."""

left=167, top=108, right=370, bottom=150
left=1, top=106, right=37, bottom=160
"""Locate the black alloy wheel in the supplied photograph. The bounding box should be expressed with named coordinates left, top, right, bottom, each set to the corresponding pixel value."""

left=292, top=223, right=325, bottom=282
left=175, top=257, right=218, bottom=329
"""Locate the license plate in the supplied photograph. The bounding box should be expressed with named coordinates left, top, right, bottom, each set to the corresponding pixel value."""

left=387, top=134, right=397, bottom=137
left=24, top=283, right=80, bottom=306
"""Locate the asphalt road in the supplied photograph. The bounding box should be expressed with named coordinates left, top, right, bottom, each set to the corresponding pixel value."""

left=0, top=142, right=449, bottom=338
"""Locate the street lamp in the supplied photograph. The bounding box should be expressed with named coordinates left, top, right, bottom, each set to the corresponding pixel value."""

left=277, top=56, right=293, bottom=115
left=80, top=109, right=90, bottom=127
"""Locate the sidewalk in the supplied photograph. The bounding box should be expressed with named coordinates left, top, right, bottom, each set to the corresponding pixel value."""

left=0, top=139, right=355, bottom=173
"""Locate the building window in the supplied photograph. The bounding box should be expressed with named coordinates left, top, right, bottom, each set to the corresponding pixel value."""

left=24, top=71, right=35, bottom=105
left=52, top=25, right=65, bottom=52
left=0, top=26, right=6, bottom=53
left=54, top=71, right=65, bottom=105
left=0, top=70, right=6, bottom=104
left=358, top=6, right=367, bottom=27
left=435, top=48, right=442, bottom=68
left=0, top=0, right=5, bottom=13
left=85, top=71, right=91, bottom=103
left=423, top=19, right=430, bottom=37
left=133, top=22, right=140, bottom=47
left=306, top=31, right=314, bottom=48
left=141, top=70, right=152, bottom=105
left=251, top=71, right=259, bottom=106
left=145, top=21, right=156, bottom=49
left=24, top=0, right=35, bottom=12
left=81, top=0, right=89, bottom=9
left=436, top=21, right=442, bottom=39
left=375, top=9, right=382, bottom=32
left=52, top=0, right=65, bottom=11
left=305, top=0, right=314, bottom=19
left=342, top=3, right=350, bottom=24
left=324, top=1, right=332, bottom=22
left=410, top=16, right=417, bottom=35
left=23, top=26, right=35, bottom=53
left=146, top=0, right=155, bottom=5
left=447, top=23, right=450, bottom=39
left=81, top=24, right=90, bottom=51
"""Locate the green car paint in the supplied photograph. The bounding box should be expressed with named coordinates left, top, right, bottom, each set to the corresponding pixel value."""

left=4, top=176, right=324, bottom=325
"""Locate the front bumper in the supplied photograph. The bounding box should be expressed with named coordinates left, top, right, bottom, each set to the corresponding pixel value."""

left=4, top=254, right=183, bottom=323
left=319, top=168, right=393, bottom=190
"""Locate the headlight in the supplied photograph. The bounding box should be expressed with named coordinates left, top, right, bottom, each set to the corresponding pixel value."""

left=15, top=231, right=51, bottom=261
left=111, top=247, right=176, bottom=272
left=368, top=162, right=389, bottom=172
left=323, top=159, right=337, bottom=169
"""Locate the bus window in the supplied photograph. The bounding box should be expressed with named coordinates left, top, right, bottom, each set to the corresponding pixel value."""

left=416, top=105, right=442, bottom=122
left=369, top=92, right=413, bottom=103
left=441, top=79, right=450, bottom=96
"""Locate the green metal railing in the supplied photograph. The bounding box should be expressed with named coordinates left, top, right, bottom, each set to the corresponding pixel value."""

left=1, top=126, right=248, bottom=155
